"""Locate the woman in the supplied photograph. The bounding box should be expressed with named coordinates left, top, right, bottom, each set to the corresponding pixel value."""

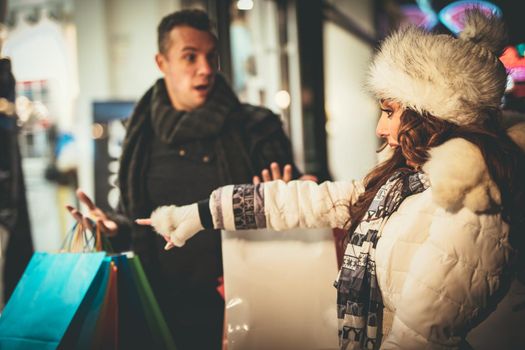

left=138, top=10, right=525, bottom=349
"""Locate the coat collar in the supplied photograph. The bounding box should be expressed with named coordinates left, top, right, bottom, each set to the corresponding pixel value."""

left=422, top=121, right=525, bottom=213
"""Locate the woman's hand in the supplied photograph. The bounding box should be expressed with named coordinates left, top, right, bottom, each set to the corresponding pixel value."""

left=136, top=203, right=203, bottom=250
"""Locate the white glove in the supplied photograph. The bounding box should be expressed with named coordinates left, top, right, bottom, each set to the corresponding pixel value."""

left=150, top=203, right=203, bottom=248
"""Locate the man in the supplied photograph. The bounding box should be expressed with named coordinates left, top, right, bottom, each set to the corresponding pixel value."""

left=68, top=9, right=309, bottom=350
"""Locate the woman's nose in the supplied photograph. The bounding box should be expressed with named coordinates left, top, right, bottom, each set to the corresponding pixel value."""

left=376, top=116, right=388, bottom=138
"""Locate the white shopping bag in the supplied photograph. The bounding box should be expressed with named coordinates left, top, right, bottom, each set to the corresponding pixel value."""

left=221, top=228, right=339, bottom=350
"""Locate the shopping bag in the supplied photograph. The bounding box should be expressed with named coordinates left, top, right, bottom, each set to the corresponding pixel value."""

left=65, top=228, right=176, bottom=350
left=92, top=260, right=118, bottom=349
left=62, top=259, right=119, bottom=350
left=128, top=254, right=177, bottom=350
left=221, top=228, right=339, bottom=349
left=111, top=253, right=177, bottom=350
left=0, top=223, right=109, bottom=350
left=57, top=222, right=119, bottom=350
left=59, top=257, right=114, bottom=350
left=0, top=222, right=176, bottom=350
left=0, top=251, right=106, bottom=350
left=62, top=227, right=176, bottom=350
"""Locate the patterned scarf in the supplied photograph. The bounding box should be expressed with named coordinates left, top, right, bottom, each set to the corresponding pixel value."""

left=118, top=74, right=243, bottom=219
left=150, top=74, right=240, bottom=145
left=334, top=170, right=429, bottom=350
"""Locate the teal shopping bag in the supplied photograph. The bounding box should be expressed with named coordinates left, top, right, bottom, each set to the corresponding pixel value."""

left=0, top=252, right=106, bottom=350
left=76, top=258, right=112, bottom=349
left=0, top=222, right=175, bottom=350
left=59, top=257, right=113, bottom=350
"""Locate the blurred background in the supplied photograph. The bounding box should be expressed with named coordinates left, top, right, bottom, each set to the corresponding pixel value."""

left=1, top=1, right=525, bottom=347
left=1, top=0, right=525, bottom=262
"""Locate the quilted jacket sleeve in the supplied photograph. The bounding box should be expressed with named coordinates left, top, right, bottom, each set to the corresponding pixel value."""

left=209, top=179, right=363, bottom=231
left=381, top=208, right=514, bottom=349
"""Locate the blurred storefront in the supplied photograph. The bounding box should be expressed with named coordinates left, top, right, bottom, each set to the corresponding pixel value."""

left=1, top=0, right=524, bottom=347
left=4, top=0, right=525, bottom=250
left=0, top=0, right=382, bottom=250
left=2, top=1, right=79, bottom=253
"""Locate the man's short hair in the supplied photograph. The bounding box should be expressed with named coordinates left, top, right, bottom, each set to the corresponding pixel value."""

left=157, top=9, right=216, bottom=54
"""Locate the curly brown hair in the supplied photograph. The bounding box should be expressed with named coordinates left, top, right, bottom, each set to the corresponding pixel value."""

left=341, top=108, right=525, bottom=262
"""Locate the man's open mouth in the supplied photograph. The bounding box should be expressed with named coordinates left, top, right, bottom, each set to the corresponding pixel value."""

left=194, top=84, right=209, bottom=91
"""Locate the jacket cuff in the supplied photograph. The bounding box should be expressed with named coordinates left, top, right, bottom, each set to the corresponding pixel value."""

left=105, top=211, right=131, bottom=251
left=210, top=184, right=267, bottom=231
left=198, top=199, right=213, bottom=229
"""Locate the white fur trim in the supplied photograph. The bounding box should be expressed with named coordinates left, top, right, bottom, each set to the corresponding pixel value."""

left=367, top=10, right=507, bottom=126
left=150, top=203, right=203, bottom=247
left=423, top=138, right=500, bottom=213
left=220, top=185, right=235, bottom=230
left=151, top=206, right=178, bottom=237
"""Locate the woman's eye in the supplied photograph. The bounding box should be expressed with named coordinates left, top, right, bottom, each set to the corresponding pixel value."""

left=381, top=108, right=393, bottom=118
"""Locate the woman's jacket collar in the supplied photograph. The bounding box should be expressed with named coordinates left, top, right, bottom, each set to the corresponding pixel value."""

left=422, top=122, right=525, bottom=213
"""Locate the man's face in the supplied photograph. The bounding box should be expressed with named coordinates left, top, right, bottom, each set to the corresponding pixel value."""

left=156, top=26, right=218, bottom=111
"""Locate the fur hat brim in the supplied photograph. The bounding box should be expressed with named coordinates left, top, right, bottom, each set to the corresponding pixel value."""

left=367, top=10, right=507, bottom=125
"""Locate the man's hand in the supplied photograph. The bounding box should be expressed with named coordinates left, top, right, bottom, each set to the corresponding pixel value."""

left=252, top=162, right=318, bottom=184
left=253, top=162, right=292, bottom=184
left=66, top=189, right=118, bottom=237
left=298, top=174, right=318, bottom=182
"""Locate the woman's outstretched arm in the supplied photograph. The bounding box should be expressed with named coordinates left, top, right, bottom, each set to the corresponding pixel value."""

left=209, top=179, right=361, bottom=231
left=137, top=179, right=363, bottom=248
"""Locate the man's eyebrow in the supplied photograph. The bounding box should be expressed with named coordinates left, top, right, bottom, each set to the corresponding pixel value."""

left=180, top=46, right=217, bottom=54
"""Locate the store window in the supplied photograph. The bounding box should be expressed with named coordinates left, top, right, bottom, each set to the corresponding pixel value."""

left=3, top=5, right=78, bottom=252
left=229, top=1, right=286, bottom=117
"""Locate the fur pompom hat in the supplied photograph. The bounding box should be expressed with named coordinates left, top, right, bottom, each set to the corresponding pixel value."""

left=367, top=9, right=508, bottom=125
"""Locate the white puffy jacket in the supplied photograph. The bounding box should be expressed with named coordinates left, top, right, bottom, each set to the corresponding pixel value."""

left=209, top=136, right=520, bottom=349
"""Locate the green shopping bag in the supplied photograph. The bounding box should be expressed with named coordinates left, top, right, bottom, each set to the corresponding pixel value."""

left=128, top=254, right=177, bottom=350
left=112, top=254, right=152, bottom=349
